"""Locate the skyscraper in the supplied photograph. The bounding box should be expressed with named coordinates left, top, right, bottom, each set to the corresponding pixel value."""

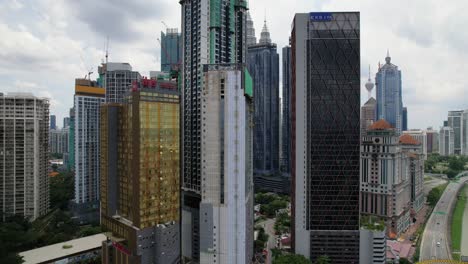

left=439, top=126, right=455, bottom=156
left=161, top=28, right=182, bottom=72
left=448, top=110, right=463, bottom=155
left=199, top=64, right=254, bottom=264
left=50, top=114, right=56, bottom=130
left=376, top=51, right=404, bottom=134
left=101, top=77, right=180, bottom=264
left=74, top=79, right=105, bottom=204
left=361, top=97, right=376, bottom=136
left=49, top=128, right=69, bottom=155
left=402, top=107, right=408, bottom=131
left=426, top=128, right=439, bottom=154
left=281, top=46, right=292, bottom=176
left=246, top=11, right=257, bottom=46
left=291, top=12, right=361, bottom=263
left=247, top=20, right=280, bottom=179
left=98, top=62, right=141, bottom=103
left=179, top=0, right=248, bottom=261
left=63, top=117, right=70, bottom=128
left=68, top=107, right=75, bottom=171
left=0, top=93, right=49, bottom=221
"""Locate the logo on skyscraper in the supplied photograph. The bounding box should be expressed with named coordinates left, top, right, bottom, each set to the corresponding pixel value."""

left=309, top=12, right=333, bottom=21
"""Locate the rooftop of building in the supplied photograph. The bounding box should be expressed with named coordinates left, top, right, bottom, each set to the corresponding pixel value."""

left=363, top=97, right=376, bottom=106
left=369, top=119, right=393, bottom=130
left=399, top=134, right=421, bottom=145
left=19, top=234, right=107, bottom=264
left=360, top=215, right=385, bottom=232
left=0, top=92, right=49, bottom=100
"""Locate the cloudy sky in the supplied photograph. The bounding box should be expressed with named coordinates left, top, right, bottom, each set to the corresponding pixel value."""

left=1, top=0, right=467, bottom=130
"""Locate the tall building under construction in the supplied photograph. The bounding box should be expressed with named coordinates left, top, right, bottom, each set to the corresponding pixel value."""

left=0, top=93, right=50, bottom=221
left=100, top=77, right=180, bottom=264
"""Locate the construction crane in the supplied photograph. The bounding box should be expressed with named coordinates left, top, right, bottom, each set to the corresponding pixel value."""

left=161, top=21, right=168, bottom=30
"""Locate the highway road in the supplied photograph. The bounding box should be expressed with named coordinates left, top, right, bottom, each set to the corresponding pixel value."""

left=420, top=176, right=468, bottom=261
left=424, top=176, right=447, bottom=195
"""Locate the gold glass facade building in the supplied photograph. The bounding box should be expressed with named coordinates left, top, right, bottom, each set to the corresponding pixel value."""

left=101, top=78, right=180, bottom=264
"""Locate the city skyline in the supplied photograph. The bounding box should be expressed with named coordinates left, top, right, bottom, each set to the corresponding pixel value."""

left=2, top=0, right=468, bottom=131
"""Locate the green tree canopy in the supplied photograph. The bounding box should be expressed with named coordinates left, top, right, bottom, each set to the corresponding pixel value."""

left=273, top=254, right=312, bottom=264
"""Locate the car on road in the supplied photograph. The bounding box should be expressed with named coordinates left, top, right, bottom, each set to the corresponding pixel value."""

left=437, top=242, right=441, bottom=247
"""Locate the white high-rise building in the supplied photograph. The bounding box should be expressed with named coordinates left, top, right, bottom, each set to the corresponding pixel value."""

left=199, top=65, right=254, bottom=264
left=0, top=93, right=50, bottom=221
left=448, top=110, right=463, bottom=155
left=49, top=128, right=69, bottom=155
left=74, top=79, right=105, bottom=204
left=439, top=126, right=455, bottom=156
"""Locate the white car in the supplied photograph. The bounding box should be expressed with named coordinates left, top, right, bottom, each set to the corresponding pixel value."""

left=437, top=242, right=441, bottom=247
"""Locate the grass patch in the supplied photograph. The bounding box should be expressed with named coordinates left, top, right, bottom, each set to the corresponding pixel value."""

left=451, top=184, right=467, bottom=259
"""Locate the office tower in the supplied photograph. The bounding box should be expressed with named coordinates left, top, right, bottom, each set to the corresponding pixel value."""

left=247, top=20, right=280, bottom=179
left=74, top=79, right=105, bottom=204
left=0, top=93, right=49, bottom=221
left=359, top=217, right=386, bottom=264
left=439, top=126, right=455, bottom=156
left=50, top=114, right=56, bottom=129
left=361, top=120, right=419, bottom=238
left=403, top=130, right=428, bottom=160
left=462, top=110, right=468, bottom=155
left=179, top=0, right=248, bottom=261
left=400, top=134, right=425, bottom=215
left=291, top=12, right=360, bottom=263
left=101, top=77, right=180, bottom=264
left=98, top=62, right=141, bottom=103
left=361, top=97, right=376, bottom=136
left=426, top=127, right=439, bottom=154
left=246, top=12, right=256, bottom=46
left=199, top=64, right=253, bottom=264
left=161, top=28, right=182, bottom=72
left=448, top=110, right=463, bottom=155
left=281, top=46, right=292, bottom=176
left=49, top=128, right=69, bottom=155
left=376, top=51, right=404, bottom=134
left=68, top=108, right=75, bottom=171
left=63, top=117, right=70, bottom=129
left=402, top=107, right=408, bottom=131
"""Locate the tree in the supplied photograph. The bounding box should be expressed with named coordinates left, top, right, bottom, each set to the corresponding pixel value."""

left=273, top=254, right=312, bottom=264
left=399, top=258, right=412, bottom=264
left=314, top=255, right=331, bottom=264
left=449, top=156, right=465, bottom=171
left=50, top=172, right=74, bottom=210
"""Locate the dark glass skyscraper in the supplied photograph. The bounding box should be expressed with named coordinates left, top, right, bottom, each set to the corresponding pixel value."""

left=50, top=114, right=56, bottom=129
left=247, top=20, right=280, bottom=178
left=281, top=46, right=292, bottom=176
left=291, top=12, right=361, bottom=264
left=161, top=28, right=182, bottom=72
left=402, top=107, right=408, bottom=131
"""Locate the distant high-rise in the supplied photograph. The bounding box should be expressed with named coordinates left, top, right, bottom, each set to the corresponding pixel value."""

left=199, top=64, right=254, bottom=264
left=247, top=19, right=280, bottom=180
left=426, top=128, right=439, bottom=154
left=462, top=110, right=468, bottom=155
left=74, top=79, right=105, bottom=204
left=403, top=130, right=428, bottom=160
left=361, top=97, right=377, bottom=136
left=291, top=12, right=361, bottom=263
left=281, top=46, right=292, bottom=176
left=448, top=110, right=463, bottom=155
left=50, top=114, right=56, bottom=129
left=0, top=93, right=49, bottom=221
left=376, top=51, right=404, bottom=134
left=98, top=62, right=141, bottom=103
left=49, top=128, right=69, bottom=155
left=68, top=108, right=75, bottom=171
left=246, top=12, right=257, bottom=46
left=161, top=28, right=182, bottom=72
left=179, top=0, right=248, bottom=261
left=63, top=117, right=70, bottom=129
left=101, top=77, right=180, bottom=264
left=402, top=107, right=408, bottom=131
left=439, top=126, right=455, bottom=156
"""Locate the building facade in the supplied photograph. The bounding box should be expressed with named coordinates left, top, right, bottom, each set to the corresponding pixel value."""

left=281, top=46, right=292, bottom=176
left=247, top=20, right=280, bottom=178
left=426, top=128, right=439, bottom=154
left=359, top=217, right=386, bottom=264
left=74, top=79, right=105, bottom=204
left=0, top=93, right=49, bottom=221
left=361, top=97, right=377, bottom=136
left=361, top=120, right=423, bottom=238
left=199, top=64, right=254, bottom=264
left=98, top=62, right=141, bottom=103
left=376, top=52, right=404, bottom=134
left=291, top=12, right=361, bottom=263
left=63, top=117, right=70, bottom=129
left=403, top=130, right=427, bottom=160
left=101, top=77, right=180, bottom=264
left=402, top=107, right=408, bottom=131
left=439, top=126, right=455, bottom=156
left=179, top=0, right=248, bottom=261
left=67, top=107, right=75, bottom=171
left=448, top=110, right=463, bottom=155
left=49, top=128, right=69, bottom=155
left=161, top=28, right=182, bottom=72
